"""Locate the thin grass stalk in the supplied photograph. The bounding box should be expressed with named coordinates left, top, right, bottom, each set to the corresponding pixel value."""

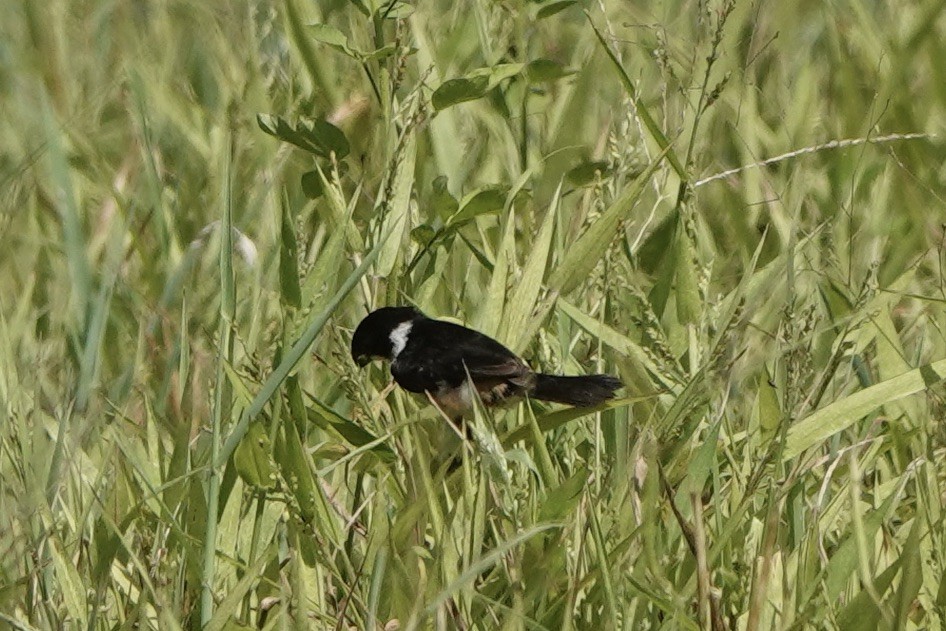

left=201, top=143, right=236, bottom=625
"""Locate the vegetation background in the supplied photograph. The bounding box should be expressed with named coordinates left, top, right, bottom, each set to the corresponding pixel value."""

left=2, top=0, right=945, bottom=628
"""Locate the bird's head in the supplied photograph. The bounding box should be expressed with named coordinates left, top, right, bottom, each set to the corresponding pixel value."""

left=350, top=306, right=422, bottom=367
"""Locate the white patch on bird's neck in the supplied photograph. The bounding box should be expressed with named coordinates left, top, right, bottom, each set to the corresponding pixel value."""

left=389, top=321, right=413, bottom=359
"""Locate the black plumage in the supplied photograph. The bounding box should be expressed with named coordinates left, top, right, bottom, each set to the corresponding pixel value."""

left=351, top=306, right=622, bottom=416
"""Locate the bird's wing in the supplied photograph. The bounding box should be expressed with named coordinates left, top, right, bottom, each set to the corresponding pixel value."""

left=390, top=319, right=531, bottom=393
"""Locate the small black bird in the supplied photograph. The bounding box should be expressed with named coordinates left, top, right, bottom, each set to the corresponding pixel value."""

left=351, top=306, right=622, bottom=417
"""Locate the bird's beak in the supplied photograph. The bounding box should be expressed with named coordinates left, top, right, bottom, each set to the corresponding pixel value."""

left=355, top=354, right=371, bottom=367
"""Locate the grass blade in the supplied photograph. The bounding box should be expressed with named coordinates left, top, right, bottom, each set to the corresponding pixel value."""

left=500, top=181, right=559, bottom=351
left=783, top=358, right=946, bottom=460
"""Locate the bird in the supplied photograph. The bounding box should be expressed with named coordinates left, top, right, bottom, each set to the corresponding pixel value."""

left=350, top=306, right=622, bottom=418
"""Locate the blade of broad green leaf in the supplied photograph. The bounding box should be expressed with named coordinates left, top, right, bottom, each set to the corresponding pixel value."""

left=233, top=421, right=275, bottom=489
left=820, top=277, right=854, bottom=321
left=450, top=186, right=508, bottom=225
left=469, top=469, right=489, bottom=583
left=217, top=227, right=390, bottom=467
left=286, top=511, right=320, bottom=568
left=410, top=19, right=462, bottom=183
left=309, top=23, right=357, bottom=56
left=549, top=144, right=671, bottom=295
left=279, top=190, right=302, bottom=308
left=430, top=174, right=459, bottom=220
left=783, top=357, right=946, bottom=460
left=257, top=114, right=350, bottom=159
left=507, top=294, right=561, bottom=363
left=937, top=568, right=946, bottom=615
left=487, top=63, right=526, bottom=85
left=407, top=184, right=509, bottom=277
left=376, top=131, right=416, bottom=277
left=432, top=75, right=490, bottom=110
left=344, top=0, right=370, bottom=16
left=556, top=297, right=678, bottom=392
left=411, top=224, right=436, bottom=247
left=586, top=13, right=686, bottom=179
left=500, top=181, right=559, bottom=351
left=106, top=419, right=171, bottom=517
left=526, top=59, right=574, bottom=83
left=414, top=239, right=452, bottom=306
left=301, top=169, right=326, bottom=199
left=755, top=369, right=781, bottom=446
left=284, top=371, right=311, bottom=436
left=431, top=64, right=525, bottom=111
left=309, top=22, right=347, bottom=45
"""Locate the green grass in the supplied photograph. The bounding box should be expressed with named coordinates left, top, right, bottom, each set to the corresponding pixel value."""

left=2, top=0, right=946, bottom=629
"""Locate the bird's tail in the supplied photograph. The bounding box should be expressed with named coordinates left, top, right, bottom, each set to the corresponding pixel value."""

left=531, top=374, right=622, bottom=407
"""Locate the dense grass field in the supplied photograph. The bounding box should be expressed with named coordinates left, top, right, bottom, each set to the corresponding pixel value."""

left=2, top=0, right=946, bottom=628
